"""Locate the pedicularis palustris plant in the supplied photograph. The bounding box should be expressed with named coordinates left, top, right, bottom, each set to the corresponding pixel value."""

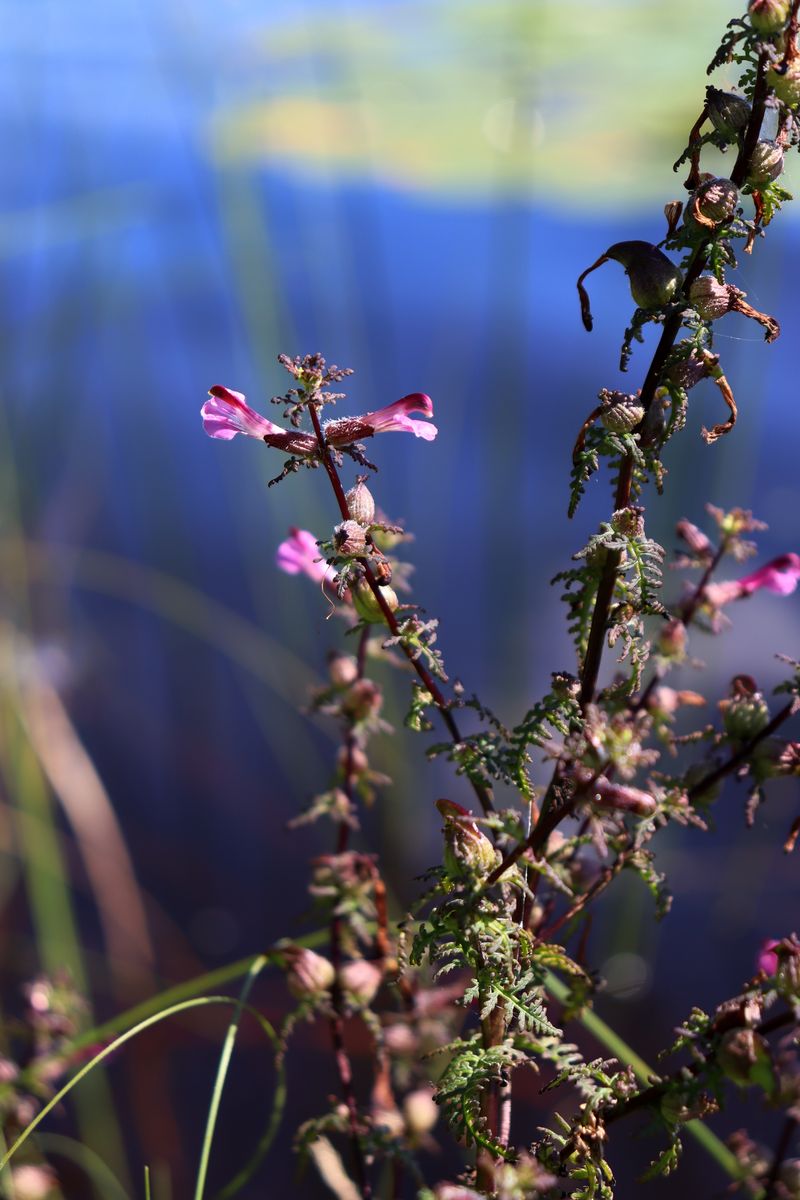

left=197, top=5, right=800, bottom=1197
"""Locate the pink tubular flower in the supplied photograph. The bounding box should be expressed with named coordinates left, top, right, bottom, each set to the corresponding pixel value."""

left=324, top=393, right=437, bottom=446
left=365, top=392, right=437, bottom=440
left=202, top=386, right=317, bottom=454
left=738, top=553, right=800, bottom=597
left=276, top=528, right=334, bottom=586
left=202, top=386, right=286, bottom=441
left=705, top=552, right=800, bottom=609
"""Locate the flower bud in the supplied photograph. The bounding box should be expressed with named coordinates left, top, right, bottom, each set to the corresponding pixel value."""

left=746, top=139, right=785, bottom=186
left=605, top=241, right=683, bottom=310
left=352, top=578, right=399, bottom=624
left=340, top=959, right=382, bottom=1006
left=345, top=480, right=376, bottom=525
left=768, top=57, right=800, bottom=107
left=676, top=518, right=712, bottom=556
left=706, top=87, right=751, bottom=140
left=341, top=678, right=384, bottom=722
left=403, top=1086, right=439, bottom=1137
left=717, top=1028, right=774, bottom=1091
left=657, top=618, right=687, bottom=661
left=599, top=392, right=645, bottom=432
left=284, top=946, right=336, bottom=999
left=9, top=1167, right=59, bottom=1200
left=611, top=506, right=645, bottom=538
left=436, top=798, right=498, bottom=878
left=334, top=520, right=367, bottom=556
left=328, top=651, right=359, bottom=688
left=749, top=0, right=791, bottom=33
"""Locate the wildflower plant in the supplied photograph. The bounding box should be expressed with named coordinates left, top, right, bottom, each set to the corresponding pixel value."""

left=3, top=3, right=800, bottom=1198
left=199, top=7, right=800, bottom=1196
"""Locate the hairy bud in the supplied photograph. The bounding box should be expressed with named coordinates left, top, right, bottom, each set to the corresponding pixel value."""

left=284, top=946, right=336, bottom=999
left=340, top=959, right=382, bottom=1006
left=721, top=677, right=770, bottom=741
left=328, top=651, right=359, bottom=688
left=676, top=518, right=713, bottom=556
left=436, top=798, right=498, bottom=878
left=403, top=1087, right=439, bottom=1138
left=717, top=1028, right=774, bottom=1091
left=657, top=618, right=687, bottom=661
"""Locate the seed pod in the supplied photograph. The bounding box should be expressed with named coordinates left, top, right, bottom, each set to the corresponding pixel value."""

left=334, top=519, right=367, bottom=556
left=686, top=176, right=738, bottom=230
left=345, top=479, right=376, bottom=525
left=717, top=1028, right=774, bottom=1091
left=676, top=518, right=713, bottom=556
left=600, top=394, right=645, bottom=432
left=749, top=0, right=791, bottom=33
left=668, top=349, right=714, bottom=392
left=768, top=57, right=800, bottom=106
left=352, top=578, right=399, bottom=624
left=747, top=139, right=785, bottom=186
left=689, top=275, right=736, bottom=321
left=657, top=618, right=687, bottom=661
left=706, top=87, right=751, bottom=140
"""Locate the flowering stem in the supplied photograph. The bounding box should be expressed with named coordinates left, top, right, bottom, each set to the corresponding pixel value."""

left=305, top=398, right=495, bottom=815
left=326, top=622, right=373, bottom=1200
left=763, top=1115, right=799, bottom=1200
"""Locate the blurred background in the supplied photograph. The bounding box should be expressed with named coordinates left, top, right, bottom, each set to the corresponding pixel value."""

left=1, top=0, right=798, bottom=1195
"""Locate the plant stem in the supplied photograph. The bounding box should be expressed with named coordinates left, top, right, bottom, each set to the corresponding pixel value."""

left=306, top=399, right=494, bottom=815
left=687, top=699, right=796, bottom=802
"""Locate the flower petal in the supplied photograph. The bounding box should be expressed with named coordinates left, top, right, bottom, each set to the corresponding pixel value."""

left=202, top=385, right=286, bottom=440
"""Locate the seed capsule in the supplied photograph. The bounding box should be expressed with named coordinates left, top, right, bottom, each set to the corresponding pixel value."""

left=768, top=57, right=800, bottom=106
left=689, top=276, right=735, bottom=321
left=747, top=139, right=785, bottom=186
left=352, top=578, right=399, bottom=624
left=706, top=87, right=751, bottom=140
left=599, top=393, right=645, bottom=432
left=345, top=479, right=376, bottom=525
left=334, top=519, right=367, bottom=556
left=685, top=176, right=738, bottom=230
left=577, top=241, right=682, bottom=330
left=749, top=0, right=791, bottom=33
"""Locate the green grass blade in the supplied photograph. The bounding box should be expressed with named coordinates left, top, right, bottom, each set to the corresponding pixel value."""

left=193, top=955, right=269, bottom=1200
left=1, top=995, right=278, bottom=1172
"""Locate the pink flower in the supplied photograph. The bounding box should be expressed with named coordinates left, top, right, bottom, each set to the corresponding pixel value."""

left=365, top=392, right=437, bottom=440
left=202, top=386, right=317, bottom=455
left=325, top=393, right=437, bottom=446
left=276, top=528, right=334, bottom=586
left=738, top=553, right=800, bottom=597
left=202, top=386, right=286, bottom=441
left=758, top=938, right=781, bottom=976
left=704, top=553, right=800, bottom=609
